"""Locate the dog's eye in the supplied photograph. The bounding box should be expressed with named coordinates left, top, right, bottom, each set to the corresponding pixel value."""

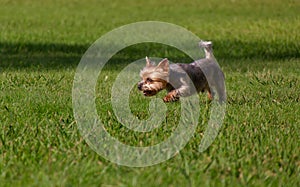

left=146, top=78, right=153, bottom=83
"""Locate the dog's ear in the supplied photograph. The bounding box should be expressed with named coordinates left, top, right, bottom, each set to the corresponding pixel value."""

left=145, top=56, right=153, bottom=67
left=156, top=58, right=169, bottom=72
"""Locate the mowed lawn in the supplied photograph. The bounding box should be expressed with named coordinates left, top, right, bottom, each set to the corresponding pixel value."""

left=0, top=0, right=299, bottom=186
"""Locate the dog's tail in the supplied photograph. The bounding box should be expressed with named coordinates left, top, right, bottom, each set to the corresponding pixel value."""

left=199, top=40, right=214, bottom=59
left=199, top=40, right=212, bottom=48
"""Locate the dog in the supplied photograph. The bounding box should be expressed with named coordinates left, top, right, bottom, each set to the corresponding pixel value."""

left=137, top=41, right=226, bottom=103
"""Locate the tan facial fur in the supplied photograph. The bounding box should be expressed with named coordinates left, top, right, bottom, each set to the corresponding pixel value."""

left=138, top=58, right=169, bottom=96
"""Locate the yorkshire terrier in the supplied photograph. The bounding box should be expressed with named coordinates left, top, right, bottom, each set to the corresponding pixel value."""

left=137, top=41, right=226, bottom=103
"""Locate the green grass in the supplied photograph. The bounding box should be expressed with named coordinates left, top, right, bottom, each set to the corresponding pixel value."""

left=0, top=0, right=299, bottom=186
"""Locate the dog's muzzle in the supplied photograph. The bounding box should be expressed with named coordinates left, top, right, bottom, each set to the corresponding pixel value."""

left=137, top=82, right=143, bottom=91
left=137, top=82, right=157, bottom=96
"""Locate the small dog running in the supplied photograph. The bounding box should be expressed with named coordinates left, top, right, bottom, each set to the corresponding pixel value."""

left=138, top=41, right=226, bottom=103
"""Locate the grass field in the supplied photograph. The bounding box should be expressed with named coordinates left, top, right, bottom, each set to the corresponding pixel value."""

left=0, top=0, right=300, bottom=186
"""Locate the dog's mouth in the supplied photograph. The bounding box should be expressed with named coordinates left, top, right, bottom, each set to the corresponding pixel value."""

left=143, top=90, right=157, bottom=96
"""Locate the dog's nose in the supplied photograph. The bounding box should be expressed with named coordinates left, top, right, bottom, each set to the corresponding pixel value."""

left=138, top=82, right=143, bottom=90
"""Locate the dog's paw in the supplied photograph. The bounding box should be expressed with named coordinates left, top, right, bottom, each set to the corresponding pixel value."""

left=163, top=91, right=179, bottom=102
left=163, top=96, right=179, bottom=102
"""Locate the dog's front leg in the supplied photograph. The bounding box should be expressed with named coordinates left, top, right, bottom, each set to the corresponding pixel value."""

left=163, top=90, right=180, bottom=102
left=163, top=83, right=190, bottom=102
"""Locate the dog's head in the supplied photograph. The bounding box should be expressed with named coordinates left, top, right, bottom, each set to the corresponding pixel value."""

left=138, top=57, right=169, bottom=96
